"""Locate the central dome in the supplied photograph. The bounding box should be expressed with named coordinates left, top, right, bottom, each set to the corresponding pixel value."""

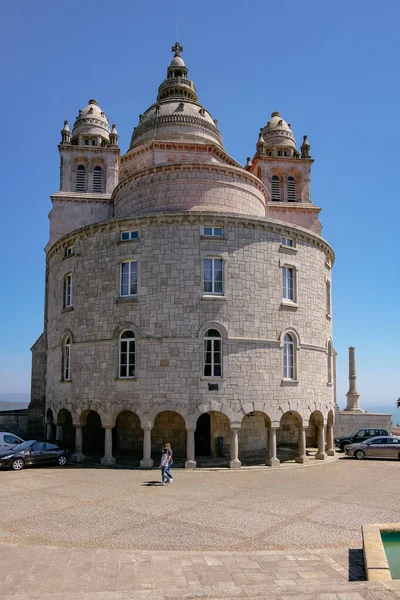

left=129, top=43, right=223, bottom=150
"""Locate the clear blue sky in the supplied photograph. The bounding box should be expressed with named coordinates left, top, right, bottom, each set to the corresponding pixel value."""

left=0, top=0, right=399, bottom=419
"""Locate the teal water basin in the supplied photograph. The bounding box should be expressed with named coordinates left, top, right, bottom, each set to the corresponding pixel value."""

left=381, top=532, right=400, bottom=579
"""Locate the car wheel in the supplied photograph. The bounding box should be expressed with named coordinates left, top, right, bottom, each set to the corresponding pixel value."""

left=12, top=458, right=25, bottom=471
left=57, top=455, right=67, bottom=466
left=398, top=452, right=400, bottom=461
left=355, top=450, right=365, bottom=460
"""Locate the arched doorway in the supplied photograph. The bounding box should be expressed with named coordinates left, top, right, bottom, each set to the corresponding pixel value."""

left=113, top=411, right=143, bottom=465
left=277, top=411, right=303, bottom=462
left=195, top=411, right=231, bottom=466
left=57, top=409, right=75, bottom=451
left=152, top=411, right=186, bottom=465
left=239, top=412, right=270, bottom=465
left=83, top=410, right=104, bottom=456
left=195, top=413, right=211, bottom=456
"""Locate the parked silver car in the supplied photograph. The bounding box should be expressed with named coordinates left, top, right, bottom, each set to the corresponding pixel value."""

left=345, top=436, right=400, bottom=460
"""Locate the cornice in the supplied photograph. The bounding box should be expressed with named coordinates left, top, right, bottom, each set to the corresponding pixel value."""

left=46, top=211, right=335, bottom=265
left=121, top=140, right=240, bottom=168
left=58, top=145, right=120, bottom=154
left=112, top=161, right=268, bottom=204
left=51, top=192, right=112, bottom=204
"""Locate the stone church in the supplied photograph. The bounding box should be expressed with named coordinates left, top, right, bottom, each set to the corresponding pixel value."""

left=28, top=43, right=336, bottom=467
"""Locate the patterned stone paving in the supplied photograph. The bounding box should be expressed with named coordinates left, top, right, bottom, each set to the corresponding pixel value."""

left=0, top=457, right=400, bottom=599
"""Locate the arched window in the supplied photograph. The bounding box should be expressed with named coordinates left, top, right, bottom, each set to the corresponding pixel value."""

left=283, top=334, right=295, bottom=379
left=63, top=336, right=71, bottom=381
left=204, top=329, right=222, bottom=377
left=76, top=164, right=86, bottom=192
left=327, top=340, right=332, bottom=384
left=93, top=166, right=103, bottom=193
left=119, top=330, right=135, bottom=378
left=326, top=280, right=331, bottom=316
left=271, top=176, right=281, bottom=201
left=287, top=176, right=296, bottom=202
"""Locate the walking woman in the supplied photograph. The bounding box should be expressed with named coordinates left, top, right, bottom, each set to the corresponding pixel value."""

left=160, top=448, right=172, bottom=485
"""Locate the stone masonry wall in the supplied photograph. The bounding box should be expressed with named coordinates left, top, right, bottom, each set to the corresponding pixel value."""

left=338, top=412, right=392, bottom=437
left=45, top=214, right=335, bottom=434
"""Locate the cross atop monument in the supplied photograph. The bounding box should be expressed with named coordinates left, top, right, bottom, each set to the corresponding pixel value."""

left=171, top=42, right=183, bottom=57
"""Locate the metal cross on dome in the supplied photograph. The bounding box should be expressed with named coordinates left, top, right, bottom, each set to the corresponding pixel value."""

left=171, top=42, right=183, bottom=56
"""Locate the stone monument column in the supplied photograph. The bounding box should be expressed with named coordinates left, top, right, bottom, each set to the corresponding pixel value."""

left=345, top=346, right=363, bottom=412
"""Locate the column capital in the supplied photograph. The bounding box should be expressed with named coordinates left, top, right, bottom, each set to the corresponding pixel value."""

left=72, top=422, right=83, bottom=429
left=230, top=424, right=241, bottom=431
left=186, top=427, right=196, bottom=433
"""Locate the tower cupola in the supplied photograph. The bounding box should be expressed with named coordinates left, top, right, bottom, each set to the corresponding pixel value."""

left=71, top=99, right=111, bottom=146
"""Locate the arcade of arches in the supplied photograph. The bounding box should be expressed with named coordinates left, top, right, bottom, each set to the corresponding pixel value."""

left=46, top=407, right=336, bottom=468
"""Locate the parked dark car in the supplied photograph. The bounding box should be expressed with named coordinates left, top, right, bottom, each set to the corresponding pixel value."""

left=334, top=428, right=391, bottom=452
left=345, top=436, right=400, bottom=460
left=0, top=440, right=69, bottom=471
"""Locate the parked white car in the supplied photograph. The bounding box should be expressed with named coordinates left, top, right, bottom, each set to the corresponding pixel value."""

left=0, top=432, right=24, bottom=452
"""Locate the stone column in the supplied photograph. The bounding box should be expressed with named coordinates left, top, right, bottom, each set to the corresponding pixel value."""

left=295, top=427, right=309, bottom=464
left=315, top=425, right=327, bottom=460
left=326, top=423, right=335, bottom=456
left=185, top=428, right=196, bottom=469
left=140, top=426, right=154, bottom=468
left=46, top=422, right=53, bottom=440
left=71, top=426, right=85, bottom=462
left=56, top=425, right=63, bottom=441
left=101, top=427, right=116, bottom=466
left=345, top=346, right=363, bottom=412
left=229, top=426, right=241, bottom=469
left=266, top=427, right=280, bottom=467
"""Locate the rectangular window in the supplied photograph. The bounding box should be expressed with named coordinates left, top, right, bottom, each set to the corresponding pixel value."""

left=64, top=246, right=74, bottom=257
left=204, top=338, right=222, bottom=377
left=120, top=261, right=138, bottom=296
left=64, top=343, right=71, bottom=381
left=120, top=231, right=139, bottom=241
left=282, top=266, right=294, bottom=301
left=203, top=257, right=223, bottom=295
left=281, top=236, right=293, bottom=247
left=64, top=274, right=73, bottom=308
left=203, top=226, right=223, bottom=237
left=120, top=340, right=135, bottom=378
left=283, top=342, right=294, bottom=379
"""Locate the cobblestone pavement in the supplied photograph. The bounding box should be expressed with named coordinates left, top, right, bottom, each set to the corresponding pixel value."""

left=1, top=457, right=400, bottom=599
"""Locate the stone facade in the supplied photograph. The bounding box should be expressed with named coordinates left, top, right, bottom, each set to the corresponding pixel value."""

left=29, top=43, right=336, bottom=468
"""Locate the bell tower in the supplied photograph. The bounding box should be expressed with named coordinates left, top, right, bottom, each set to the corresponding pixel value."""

left=249, top=111, right=322, bottom=234
left=47, top=99, right=120, bottom=248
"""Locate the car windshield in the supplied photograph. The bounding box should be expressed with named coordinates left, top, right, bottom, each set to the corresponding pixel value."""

left=11, top=440, right=35, bottom=451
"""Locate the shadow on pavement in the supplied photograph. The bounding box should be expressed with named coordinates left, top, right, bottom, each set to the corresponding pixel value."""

left=348, top=548, right=366, bottom=581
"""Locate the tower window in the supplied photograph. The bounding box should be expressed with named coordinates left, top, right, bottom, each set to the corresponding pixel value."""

left=76, top=165, right=86, bottom=192
left=326, top=280, right=331, bottom=316
left=203, top=257, right=223, bottom=295
left=271, top=176, right=281, bottom=201
left=63, top=274, right=73, bottom=308
left=282, top=266, right=294, bottom=301
left=287, top=176, right=296, bottom=202
left=120, top=261, right=138, bottom=297
left=93, top=166, right=103, bottom=193
left=281, top=236, right=294, bottom=247
left=327, top=340, right=332, bottom=384
left=121, top=231, right=138, bottom=241
left=119, top=330, right=135, bottom=378
left=204, top=329, right=222, bottom=377
left=63, top=336, right=71, bottom=381
left=283, top=334, right=295, bottom=379
left=203, top=227, right=223, bottom=237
